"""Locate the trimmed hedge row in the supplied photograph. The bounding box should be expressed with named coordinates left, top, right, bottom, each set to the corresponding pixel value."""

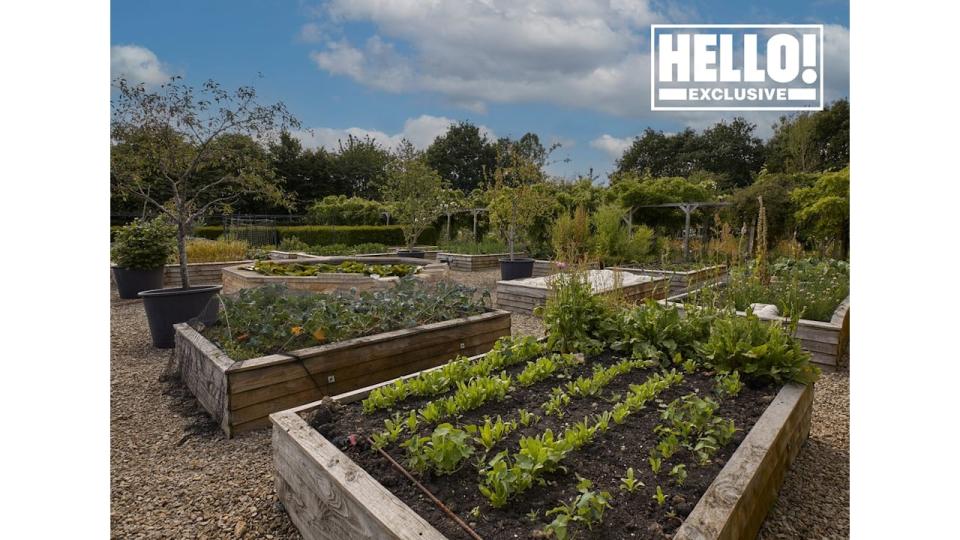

left=114, top=225, right=438, bottom=247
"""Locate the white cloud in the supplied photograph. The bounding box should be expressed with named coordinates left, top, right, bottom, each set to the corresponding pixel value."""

left=293, top=114, right=495, bottom=151
left=306, top=3, right=849, bottom=130
left=110, top=45, right=170, bottom=86
left=590, top=134, right=633, bottom=158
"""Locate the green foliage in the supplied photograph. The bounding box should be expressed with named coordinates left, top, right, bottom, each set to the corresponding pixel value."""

left=613, top=118, right=764, bottom=189
left=489, top=183, right=557, bottom=258
left=207, top=280, right=487, bottom=359
left=179, top=238, right=250, bottom=263
left=792, top=168, right=849, bottom=253
left=714, top=370, right=743, bottom=399
left=466, top=416, right=519, bottom=452
left=727, top=171, right=816, bottom=243
left=654, top=393, right=738, bottom=465
left=766, top=99, right=849, bottom=174
left=609, top=300, right=712, bottom=365
left=697, top=257, right=849, bottom=322
left=516, top=353, right=579, bottom=387
left=544, top=476, right=612, bottom=538
left=381, top=153, right=447, bottom=250
left=403, top=423, right=475, bottom=475
left=425, top=121, right=498, bottom=193
left=305, top=242, right=389, bottom=256
left=669, top=464, right=687, bottom=486
left=306, top=195, right=388, bottom=225
left=619, top=467, right=643, bottom=493
left=278, top=236, right=310, bottom=252
left=111, top=217, right=176, bottom=269
left=438, top=236, right=509, bottom=255
left=540, top=270, right=616, bottom=355
left=653, top=485, right=667, bottom=506
left=699, top=310, right=820, bottom=386
left=250, top=260, right=418, bottom=278
left=361, top=335, right=542, bottom=413
left=274, top=225, right=437, bottom=248
left=592, top=202, right=656, bottom=265
left=551, top=206, right=592, bottom=262
left=542, top=388, right=572, bottom=418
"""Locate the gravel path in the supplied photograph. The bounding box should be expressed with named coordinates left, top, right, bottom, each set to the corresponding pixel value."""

left=111, top=271, right=847, bottom=539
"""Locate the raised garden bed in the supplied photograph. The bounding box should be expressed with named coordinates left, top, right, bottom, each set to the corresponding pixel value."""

left=270, top=340, right=813, bottom=540
left=667, top=291, right=850, bottom=367
left=609, top=264, right=728, bottom=297
left=162, top=260, right=253, bottom=287
left=174, top=309, right=511, bottom=437
left=531, top=259, right=601, bottom=278
left=221, top=256, right=448, bottom=294
left=496, top=269, right=670, bottom=315
left=438, top=252, right=526, bottom=272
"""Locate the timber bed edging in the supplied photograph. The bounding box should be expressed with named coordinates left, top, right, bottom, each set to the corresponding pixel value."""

left=173, top=309, right=511, bottom=437
left=269, top=360, right=813, bottom=540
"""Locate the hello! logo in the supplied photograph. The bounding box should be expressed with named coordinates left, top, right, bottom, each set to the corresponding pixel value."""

left=651, top=24, right=824, bottom=111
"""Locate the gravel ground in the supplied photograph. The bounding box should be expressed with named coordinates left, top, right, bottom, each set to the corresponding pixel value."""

left=111, top=271, right=847, bottom=539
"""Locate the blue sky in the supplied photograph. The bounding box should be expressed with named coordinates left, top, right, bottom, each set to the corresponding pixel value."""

left=111, top=1, right=849, bottom=183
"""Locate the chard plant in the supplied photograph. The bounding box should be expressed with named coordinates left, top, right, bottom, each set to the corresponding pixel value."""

left=619, top=467, right=644, bottom=493
left=543, top=476, right=612, bottom=539
left=403, top=423, right=475, bottom=475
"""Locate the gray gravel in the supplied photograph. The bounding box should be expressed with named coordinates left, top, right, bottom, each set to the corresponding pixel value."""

left=111, top=272, right=847, bottom=539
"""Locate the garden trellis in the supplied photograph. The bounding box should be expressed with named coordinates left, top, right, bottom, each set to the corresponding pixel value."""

left=626, top=201, right=732, bottom=261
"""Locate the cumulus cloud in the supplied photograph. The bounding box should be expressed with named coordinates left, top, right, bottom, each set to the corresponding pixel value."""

left=590, top=134, right=634, bottom=158
left=111, top=45, right=170, bottom=86
left=305, top=2, right=849, bottom=130
left=293, top=114, right=495, bottom=151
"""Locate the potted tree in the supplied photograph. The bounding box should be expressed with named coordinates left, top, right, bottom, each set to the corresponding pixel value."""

left=488, top=149, right=552, bottom=280
left=380, top=141, right=445, bottom=258
left=111, top=76, right=298, bottom=348
left=111, top=217, right=176, bottom=299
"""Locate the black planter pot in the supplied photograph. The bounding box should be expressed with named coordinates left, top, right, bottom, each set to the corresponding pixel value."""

left=499, top=258, right=535, bottom=280
left=139, top=285, right=222, bottom=349
left=112, top=266, right=164, bottom=299
left=396, top=250, right=426, bottom=259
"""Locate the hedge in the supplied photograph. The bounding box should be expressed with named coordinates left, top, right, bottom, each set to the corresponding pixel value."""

left=114, top=225, right=438, bottom=247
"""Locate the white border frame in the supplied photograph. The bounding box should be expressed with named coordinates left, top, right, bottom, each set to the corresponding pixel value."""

left=650, top=23, right=825, bottom=112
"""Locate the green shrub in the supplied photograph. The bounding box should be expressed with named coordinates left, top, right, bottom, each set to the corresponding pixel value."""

left=592, top=204, right=653, bottom=265
left=279, top=236, right=310, bottom=252
left=306, top=195, right=389, bottom=225
left=192, top=226, right=224, bottom=240
left=110, top=217, right=176, bottom=269
left=306, top=243, right=389, bottom=256
left=277, top=225, right=437, bottom=247
left=538, top=269, right=615, bottom=355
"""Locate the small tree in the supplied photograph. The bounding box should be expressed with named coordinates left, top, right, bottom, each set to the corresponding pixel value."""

left=111, top=77, right=299, bottom=288
left=381, top=143, right=445, bottom=251
left=487, top=149, right=553, bottom=259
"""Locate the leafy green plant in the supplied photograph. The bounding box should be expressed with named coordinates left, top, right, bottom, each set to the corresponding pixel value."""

left=251, top=259, right=419, bottom=277
left=517, top=408, right=541, bottom=427
left=208, top=280, right=487, bottom=359
left=543, top=476, right=612, bottom=539
left=714, top=370, right=743, bottom=399
left=466, top=416, right=518, bottom=452
left=278, top=236, right=310, bottom=252
left=381, top=152, right=446, bottom=252
left=619, top=467, right=644, bottom=493
left=653, top=485, right=667, bottom=506
left=609, top=300, right=712, bottom=365
left=539, top=269, right=616, bottom=355
left=403, top=423, right=475, bottom=475
left=648, top=455, right=662, bottom=475
left=111, top=217, right=176, bottom=269
left=669, top=464, right=687, bottom=486
left=700, top=310, right=820, bottom=385
left=542, top=388, right=571, bottom=417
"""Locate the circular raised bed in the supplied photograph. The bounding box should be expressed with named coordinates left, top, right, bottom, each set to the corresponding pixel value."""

left=221, top=256, right=449, bottom=294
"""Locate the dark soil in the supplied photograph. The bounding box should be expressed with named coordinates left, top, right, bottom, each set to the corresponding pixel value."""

left=308, top=352, right=777, bottom=540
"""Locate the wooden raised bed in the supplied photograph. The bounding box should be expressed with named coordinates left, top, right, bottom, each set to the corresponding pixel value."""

left=667, top=293, right=850, bottom=367
left=531, top=259, right=600, bottom=278
left=609, top=264, right=728, bottom=296
left=174, top=310, right=511, bottom=437
left=221, top=257, right=449, bottom=294
left=437, top=252, right=525, bottom=272
left=495, top=269, right=670, bottom=315
left=163, top=260, right=252, bottom=287
left=270, top=363, right=813, bottom=540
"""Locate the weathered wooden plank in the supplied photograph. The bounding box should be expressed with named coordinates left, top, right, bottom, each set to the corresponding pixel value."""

left=272, top=412, right=447, bottom=540
left=229, top=327, right=509, bottom=410
left=228, top=314, right=510, bottom=393
left=675, top=383, right=813, bottom=540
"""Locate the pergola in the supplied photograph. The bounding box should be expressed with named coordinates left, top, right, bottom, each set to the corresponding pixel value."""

left=627, top=201, right=732, bottom=260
